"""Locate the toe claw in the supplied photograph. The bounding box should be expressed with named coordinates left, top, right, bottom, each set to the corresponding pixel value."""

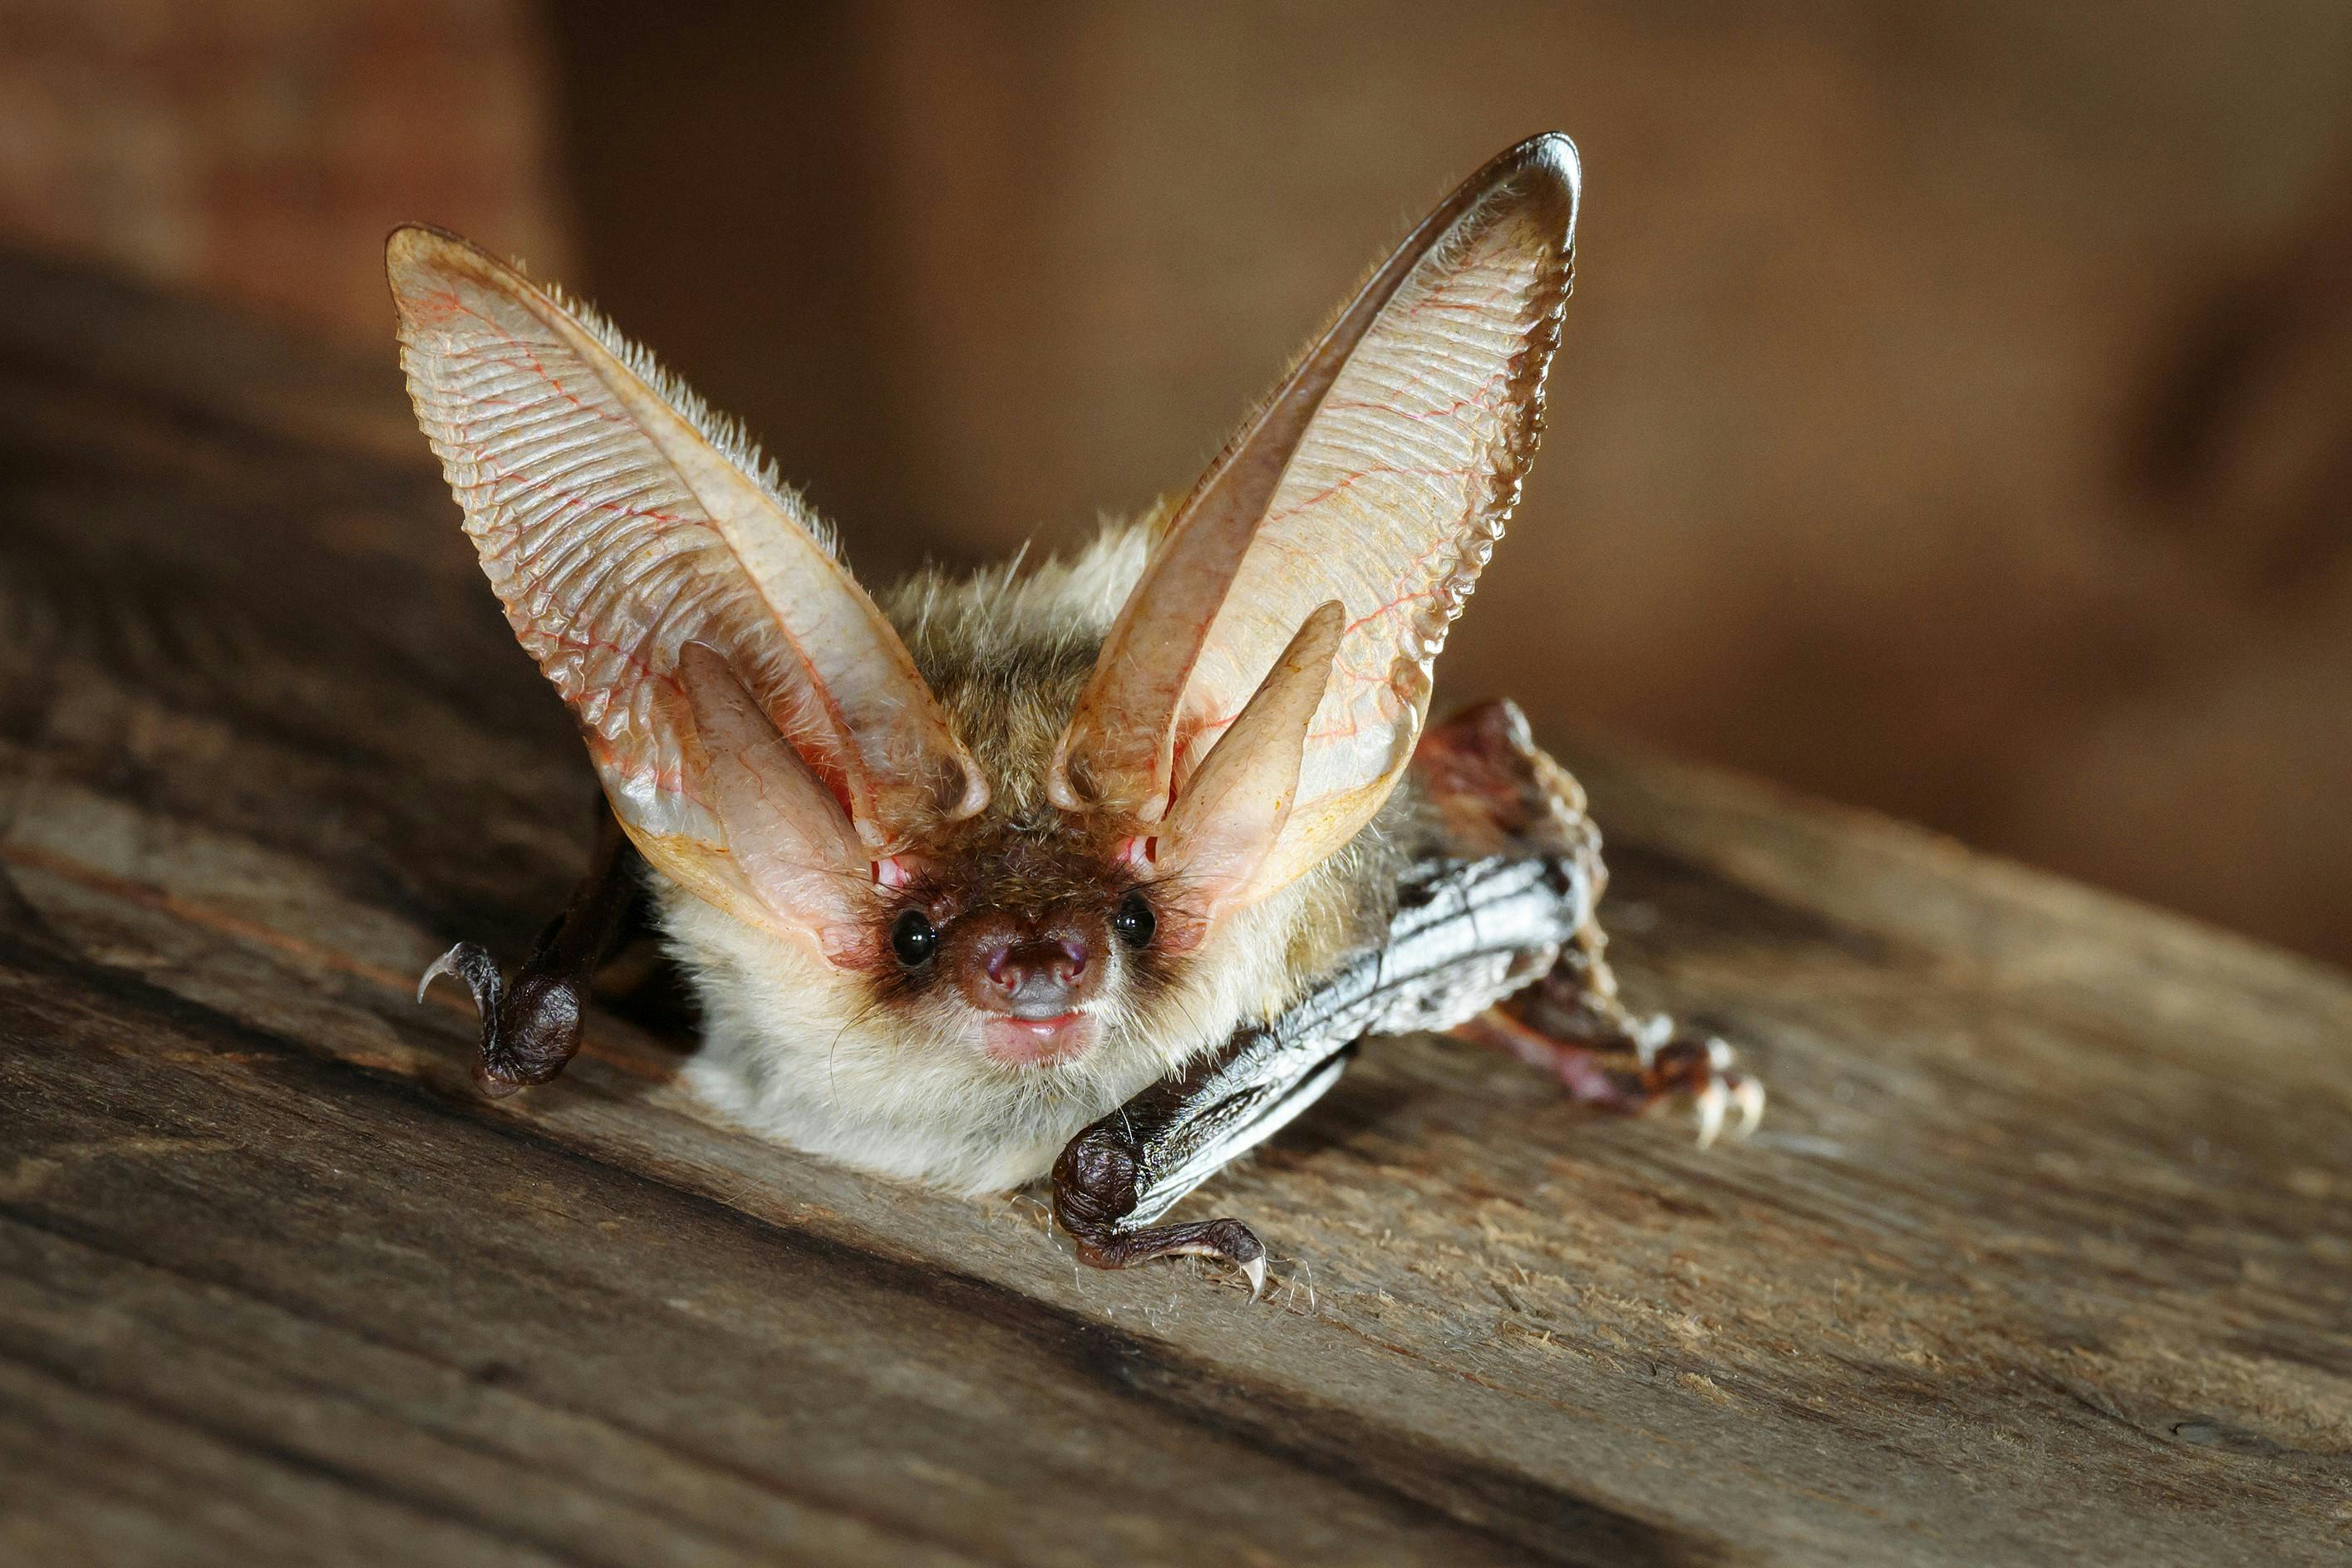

left=1731, top=1074, right=1765, bottom=1139
left=1694, top=1077, right=1727, bottom=1151
left=1240, top=1254, right=1267, bottom=1299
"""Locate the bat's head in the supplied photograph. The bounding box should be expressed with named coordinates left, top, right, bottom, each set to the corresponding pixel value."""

left=388, top=133, right=1578, bottom=1189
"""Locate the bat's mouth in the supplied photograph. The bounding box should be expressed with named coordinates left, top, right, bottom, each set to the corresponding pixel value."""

left=982, top=1011, right=1094, bottom=1068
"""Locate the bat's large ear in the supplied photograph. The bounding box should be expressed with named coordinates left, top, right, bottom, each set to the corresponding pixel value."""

left=1051, top=134, right=1578, bottom=914
left=388, top=227, right=985, bottom=952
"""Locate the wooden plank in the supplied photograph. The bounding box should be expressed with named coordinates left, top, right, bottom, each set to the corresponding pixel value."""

left=0, top=248, right=2346, bottom=1566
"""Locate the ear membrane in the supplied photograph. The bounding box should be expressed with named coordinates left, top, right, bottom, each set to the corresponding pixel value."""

left=675, top=644, right=872, bottom=961
left=1156, top=602, right=1345, bottom=920
left=389, top=225, right=986, bottom=951
left=1051, top=134, right=1579, bottom=894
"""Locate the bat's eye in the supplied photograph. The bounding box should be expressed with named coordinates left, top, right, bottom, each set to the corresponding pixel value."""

left=1112, top=892, right=1156, bottom=950
left=890, top=909, right=939, bottom=967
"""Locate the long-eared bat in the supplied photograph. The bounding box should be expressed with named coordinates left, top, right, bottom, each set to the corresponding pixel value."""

left=395, top=134, right=1760, bottom=1293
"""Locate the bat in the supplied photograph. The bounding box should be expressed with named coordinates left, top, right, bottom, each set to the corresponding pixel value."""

left=392, top=133, right=1760, bottom=1293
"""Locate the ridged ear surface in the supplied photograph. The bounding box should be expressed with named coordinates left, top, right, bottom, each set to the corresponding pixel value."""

left=1052, top=135, right=1580, bottom=904
left=389, top=226, right=983, bottom=948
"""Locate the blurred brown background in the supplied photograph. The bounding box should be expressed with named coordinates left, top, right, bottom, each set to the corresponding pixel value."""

left=6, top=0, right=2349, bottom=966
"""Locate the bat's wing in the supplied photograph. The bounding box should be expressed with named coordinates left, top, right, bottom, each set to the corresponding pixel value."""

left=1051, top=134, right=1579, bottom=916
left=389, top=229, right=984, bottom=956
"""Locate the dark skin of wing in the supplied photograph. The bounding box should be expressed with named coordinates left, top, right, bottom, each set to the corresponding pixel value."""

left=421, top=701, right=1751, bottom=1285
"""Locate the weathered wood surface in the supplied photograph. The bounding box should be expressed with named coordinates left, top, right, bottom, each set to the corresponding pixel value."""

left=1, top=249, right=2347, bottom=1568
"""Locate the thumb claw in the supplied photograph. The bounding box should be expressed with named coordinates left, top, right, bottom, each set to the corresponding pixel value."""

left=416, top=941, right=504, bottom=1020
left=416, top=943, right=467, bottom=1004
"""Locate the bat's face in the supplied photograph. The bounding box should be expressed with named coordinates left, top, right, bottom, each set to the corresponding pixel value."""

left=873, top=832, right=1152, bottom=1071
left=863, top=813, right=1236, bottom=1079
left=389, top=135, right=1577, bottom=1191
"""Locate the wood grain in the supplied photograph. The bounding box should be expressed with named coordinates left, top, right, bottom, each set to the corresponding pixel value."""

left=0, top=248, right=2346, bottom=1566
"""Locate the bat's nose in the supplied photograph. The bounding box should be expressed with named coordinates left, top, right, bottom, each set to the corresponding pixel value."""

left=983, top=937, right=1090, bottom=1018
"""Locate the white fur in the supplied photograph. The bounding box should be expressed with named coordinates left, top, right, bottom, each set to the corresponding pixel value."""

left=667, top=878, right=1314, bottom=1195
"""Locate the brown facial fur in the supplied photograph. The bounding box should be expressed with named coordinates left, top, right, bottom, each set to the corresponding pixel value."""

left=871, top=529, right=1415, bottom=1069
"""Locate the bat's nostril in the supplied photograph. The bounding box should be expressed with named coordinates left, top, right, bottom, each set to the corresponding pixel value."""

left=974, top=933, right=1092, bottom=1013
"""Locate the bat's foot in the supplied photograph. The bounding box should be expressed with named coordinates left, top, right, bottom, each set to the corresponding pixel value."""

left=1051, top=1123, right=1271, bottom=1295
left=1456, top=1005, right=1764, bottom=1149
left=417, top=936, right=587, bottom=1097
